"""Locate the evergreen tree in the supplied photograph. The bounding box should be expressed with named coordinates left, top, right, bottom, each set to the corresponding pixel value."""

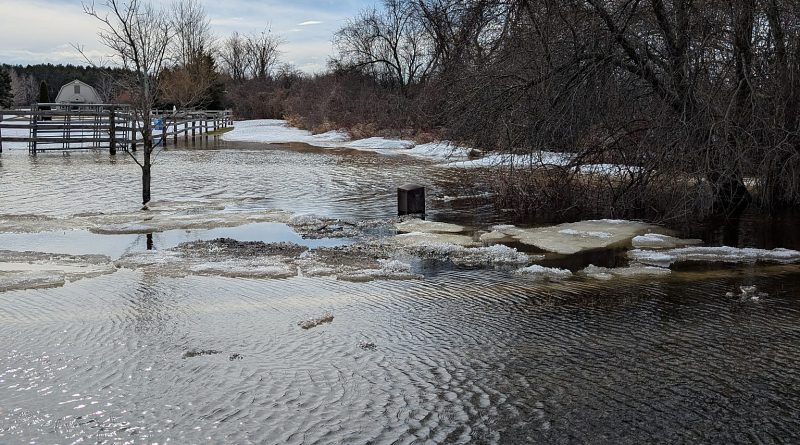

left=0, top=68, right=13, bottom=108
left=38, top=79, right=51, bottom=120
left=38, top=80, right=49, bottom=102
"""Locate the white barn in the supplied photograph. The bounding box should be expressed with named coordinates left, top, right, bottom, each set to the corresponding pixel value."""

left=55, top=80, right=102, bottom=104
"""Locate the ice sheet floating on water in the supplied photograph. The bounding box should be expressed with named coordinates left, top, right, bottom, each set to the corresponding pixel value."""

left=393, top=232, right=477, bottom=247
left=579, top=264, right=671, bottom=280
left=0, top=250, right=116, bottom=292
left=629, top=246, right=800, bottom=267
left=0, top=201, right=293, bottom=235
left=515, top=265, right=573, bottom=281
left=338, top=259, right=421, bottom=282
left=298, top=312, right=334, bottom=329
left=401, top=241, right=533, bottom=266
left=117, top=239, right=305, bottom=279
left=487, top=220, right=660, bottom=255
left=395, top=218, right=466, bottom=234
left=631, top=233, right=703, bottom=249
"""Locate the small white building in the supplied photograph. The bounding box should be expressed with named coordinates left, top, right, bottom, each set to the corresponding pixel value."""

left=55, top=80, right=102, bottom=104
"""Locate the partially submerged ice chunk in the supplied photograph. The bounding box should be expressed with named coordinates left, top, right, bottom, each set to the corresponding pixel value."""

left=411, top=243, right=533, bottom=266
left=479, top=225, right=525, bottom=243
left=395, top=218, right=466, bottom=234
left=338, top=259, right=421, bottom=282
left=116, top=239, right=305, bottom=278
left=512, top=220, right=660, bottom=255
left=579, top=264, right=671, bottom=280
left=515, top=264, right=573, bottom=281
left=0, top=250, right=116, bottom=292
left=0, top=270, right=66, bottom=292
left=631, top=233, right=702, bottom=249
left=393, top=231, right=477, bottom=247
left=629, top=246, right=800, bottom=267
left=298, top=312, right=334, bottom=329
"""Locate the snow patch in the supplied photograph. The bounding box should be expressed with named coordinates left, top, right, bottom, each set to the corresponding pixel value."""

left=445, top=151, right=573, bottom=169
left=222, top=119, right=348, bottom=147
left=344, top=137, right=415, bottom=150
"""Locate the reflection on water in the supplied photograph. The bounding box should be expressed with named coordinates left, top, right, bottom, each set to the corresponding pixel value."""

left=0, top=142, right=489, bottom=224
left=2, top=143, right=800, bottom=443
left=0, top=223, right=349, bottom=259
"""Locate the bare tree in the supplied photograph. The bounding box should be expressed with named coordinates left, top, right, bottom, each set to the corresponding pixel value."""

left=83, top=0, right=171, bottom=206
left=159, top=53, right=218, bottom=108
left=334, top=0, right=436, bottom=96
left=246, top=30, right=282, bottom=81
left=219, top=32, right=250, bottom=82
left=170, top=0, right=214, bottom=66
left=8, top=69, right=37, bottom=106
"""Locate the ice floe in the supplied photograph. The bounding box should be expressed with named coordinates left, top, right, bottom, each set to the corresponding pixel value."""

left=515, top=265, right=573, bottom=281
left=395, top=218, right=466, bottom=234
left=491, top=220, right=659, bottom=255
left=401, top=242, right=533, bottom=267
left=116, top=239, right=305, bottom=279
left=631, top=233, right=703, bottom=249
left=337, top=259, right=421, bottom=282
left=393, top=232, right=477, bottom=247
left=0, top=250, right=116, bottom=292
left=629, top=246, right=800, bottom=267
left=298, top=312, right=334, bottom=329
left=579, top=264, right=671, bottom=280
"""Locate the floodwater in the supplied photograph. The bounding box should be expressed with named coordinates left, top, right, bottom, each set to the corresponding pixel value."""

left=2, top=141, right=800, bottom=444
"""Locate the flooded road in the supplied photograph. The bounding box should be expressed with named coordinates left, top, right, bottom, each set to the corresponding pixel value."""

left=2, top=142, right=800, bottom=444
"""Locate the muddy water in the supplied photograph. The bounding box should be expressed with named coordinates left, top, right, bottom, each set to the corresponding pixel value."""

left=2, top=143, right=800, bottom=444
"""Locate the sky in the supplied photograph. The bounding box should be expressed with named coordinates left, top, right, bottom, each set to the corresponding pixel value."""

left=0, top=0, right=376, bottom=72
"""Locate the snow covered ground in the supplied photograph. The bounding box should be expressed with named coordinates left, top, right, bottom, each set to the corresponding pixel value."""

left=216, top=119, right=657, bottom=177
left=222, top=119, right=471, bottom=161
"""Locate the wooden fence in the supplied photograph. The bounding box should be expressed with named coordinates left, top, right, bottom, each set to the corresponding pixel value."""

left=0, top=103, right=233, bottom=154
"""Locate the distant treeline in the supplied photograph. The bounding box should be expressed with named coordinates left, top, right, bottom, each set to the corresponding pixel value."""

left=2, top=63, right=129, bottom=104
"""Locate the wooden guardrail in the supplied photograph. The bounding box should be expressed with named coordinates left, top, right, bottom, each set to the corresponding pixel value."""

left=0, top=104, right=233, bottom=154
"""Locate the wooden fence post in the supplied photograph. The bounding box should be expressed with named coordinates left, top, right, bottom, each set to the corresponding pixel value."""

left=162, top=116, right=167, bottom=146
left=130, top=112, right=136, bottom=152
left=31, top=106, right=38, bottom=154
left=109, top=107, right=117, bottom=155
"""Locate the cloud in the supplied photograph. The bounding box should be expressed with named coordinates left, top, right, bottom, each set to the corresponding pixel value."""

left=0, top=0, right=371, bottom=72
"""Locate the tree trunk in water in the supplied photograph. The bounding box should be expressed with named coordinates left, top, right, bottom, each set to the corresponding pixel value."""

left=142, top=134, right=152, bottom=206
left=712, top=175, right=750, bottom=216
left=142, top=164, right=151, bottom=206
